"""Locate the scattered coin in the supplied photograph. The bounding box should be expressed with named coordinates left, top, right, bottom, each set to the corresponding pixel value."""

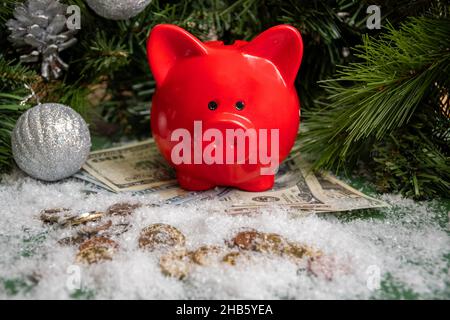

left=78, top=236, right=118, bottom=251
left=106, top=202, right=141, bottom=216
left=258, top=233, right=290, bottom=254
left=78, top=220, right=112, bottom=236
left=191, top=245, right=226, bottom=266
left=62, top=211, right=104, bottom=227
left=39, top=208, right=72, bottom=224
left=224, top=227, right=257, bottom=247
left=286, top=242, right=323, bottom=260
left=159, top=248, right=192, bottom=279
left=222, top=251, right=245, bottom=266
left=107, top=222, right=131, bottom=236
left=230, top=230, right=259, bottom=250
left=230, top=229, right=326, bottom=265
left=138, top=224, right=186, bottom=251
left=76, top=237, right=118, bottom=264
left=58, top=221, right=132, bottom=247
left=231, top=230, right=289, bottom=254
left=58, top=235, right=88, bottom=246
left=40, top=208, right=105, bottom=229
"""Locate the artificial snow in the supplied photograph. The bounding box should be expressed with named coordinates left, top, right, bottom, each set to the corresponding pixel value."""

left=0, top=170, right=449, bottom=299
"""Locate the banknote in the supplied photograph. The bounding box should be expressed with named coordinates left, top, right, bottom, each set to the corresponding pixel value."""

left=78, top=140, right=222, bottom=204
left=219, top=157, right=388, bottom=214
left=82, top=140, right=176, bottom=192
left=73, top=170, right=116, bottom=193
left=79, top=139, right=388, bottom=213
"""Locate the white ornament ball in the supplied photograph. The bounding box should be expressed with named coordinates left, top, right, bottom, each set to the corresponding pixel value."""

left=86, top=0, right=152, bottom=20
left=11, top=103, right=91, bottom=181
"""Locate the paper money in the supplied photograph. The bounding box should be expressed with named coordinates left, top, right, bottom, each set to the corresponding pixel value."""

left=314, top=172, right=388, bottom=212
left=73, top=170, right=116, bottom=193
left=77, top=140, right=221, bottom=204
left=219, top=158, right=388, bottom=214
left=82, top=140, right=176, bottom=192
left=79, top=139, right=388, bottom=213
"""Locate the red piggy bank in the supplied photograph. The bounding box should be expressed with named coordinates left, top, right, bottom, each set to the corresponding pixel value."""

left=147, top=24, right=303, bottom=191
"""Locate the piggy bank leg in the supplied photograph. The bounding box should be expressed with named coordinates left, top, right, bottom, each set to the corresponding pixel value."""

left=235, top=175, right=275, bottom=192
left=177, top=171, right=216, bottom=191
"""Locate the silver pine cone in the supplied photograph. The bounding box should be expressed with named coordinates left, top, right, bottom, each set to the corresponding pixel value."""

left=6, top=0, right=78, bottom=80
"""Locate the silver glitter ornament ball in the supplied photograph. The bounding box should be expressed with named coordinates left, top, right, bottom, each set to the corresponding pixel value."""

left=11, top=103, right=91, bottom=182
left=86, top=0, right=152, bottom=20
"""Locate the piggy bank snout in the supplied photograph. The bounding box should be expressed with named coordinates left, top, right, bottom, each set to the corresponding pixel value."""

left=200, top=114, right=256, bottom=162
left=203, top=113, right=254, bottom=134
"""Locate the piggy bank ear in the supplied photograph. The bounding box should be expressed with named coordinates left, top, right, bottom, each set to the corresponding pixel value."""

left=242, top=25, right=303, bottom=86
left=147, top=24, right=208, bottom=85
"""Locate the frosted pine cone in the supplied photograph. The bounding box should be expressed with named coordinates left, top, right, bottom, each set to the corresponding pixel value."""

left=6, top=0, right=78, bottom=80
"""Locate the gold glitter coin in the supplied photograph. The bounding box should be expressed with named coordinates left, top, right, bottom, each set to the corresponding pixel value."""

left=106, top=202, right=141, bottom=216
left=39, top=208, right=72, bottom=224
left=159, top=248, right=191, bottom=279
left=138, top=224, right=186, bottom=251
left=76, top=237, right=118, bottom=264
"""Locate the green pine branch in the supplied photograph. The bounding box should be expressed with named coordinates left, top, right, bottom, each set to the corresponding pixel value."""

left=78, top=31, right=130, bottom=77
left=0, top=0, right=16, bottom=23
left=0, top=92, right=30, bottom=173
left=301, top=15, right=450, bottom=198
left=372, top=109, right=449, bottom=198
left=0, top=55, right=41, bottom=89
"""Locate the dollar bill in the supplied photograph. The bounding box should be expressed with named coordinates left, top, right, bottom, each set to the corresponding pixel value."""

left=219, top=158, right=388, bottom=214
left=313, top=172, right=388, bottom=212
left=79, top=139, right=388, bottom=213
left=78, top=140, right=222, bottom=203
left=73, top=170, right=116, bottom=193
left=82, top=140, right=176, bottom=192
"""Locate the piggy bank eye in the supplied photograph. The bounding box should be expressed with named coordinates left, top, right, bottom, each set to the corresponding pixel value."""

left=208, top=101, right=218, bottom=111
left=235, top=101, right=245, bottom=111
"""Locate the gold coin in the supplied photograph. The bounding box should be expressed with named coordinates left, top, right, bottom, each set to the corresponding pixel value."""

left=191, top=245, right=226, bottom=266
left=231, top=230, right=289, bottom=254
left=76, top=237, right=118, bottom=264
left=259, top=233, right=290, bottom=254
left=39, top=208, right=72, bottom=224
left=222, top=251, right=249, bottom=266
left=62, top=211, right=104, bottom=227
left=106, top=202, right=141, bottom=216
left=58, top=235, right=88, bottom=246
left=58, top=222, right=131, bottom=247
left=138, top=224, right=186, bottom=251
left=286, top=242, right=323, bottom=260
left=231, top=230, right=260, bottom=250
left=78, top=220, right=112, bottom=236
left=78, top=236, right=118, bottom=251
left=159, top=248, right=191, bottom=279
left=230, top=229, right=325, bottom=265
left=107, top=222, right=131, bottom=236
